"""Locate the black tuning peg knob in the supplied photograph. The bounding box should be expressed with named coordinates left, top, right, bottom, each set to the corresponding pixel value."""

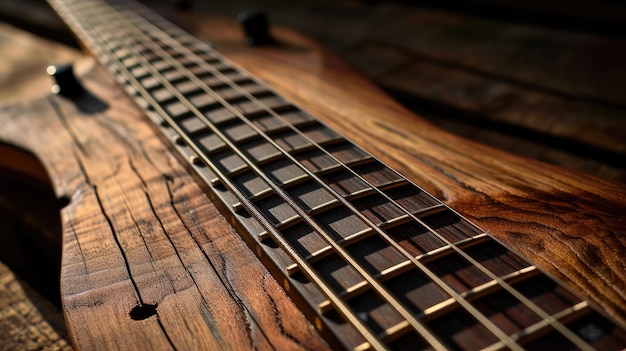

left=237, top=11, right=274, bottom=46
left=47, top=64, right=84, bottom=98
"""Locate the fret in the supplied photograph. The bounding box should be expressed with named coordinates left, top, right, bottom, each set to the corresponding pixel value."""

left=51, top=0, right=626, bottom=350
left=287, top=228, right=377, bottom=277
left=164, top=100, right=193, bottom=119
left=151, top=59, right=171, bottom=72
left=222, top=120, right=260, bottom=144
left=194, top=132, right=228, bottom=155
left=284, top=180, right=335, bottom=211
left=140, top=76, right=161, bottom=90
left=318, top=236, right=518, bottom=317
left=188, top=92, right=219, bottom=111
left=375, top=178, right=407, bottom=192
left=254, top=194, right=300, bottom=227
left=422, top=210, right=483, bottom=243
left=271, top=129, right=315, bottom=153
left=202, top=106, right=237, bottom=125
left=248, top=113, right=289, bottom=134
left=176, top=115, right=209, bottom=135
left=386, top=183, right=443, bottom=213
left=162, top=69, right=186, bottom=84
left=352, top=193, right=413, bottom=226
left=241, top=84, right=274, bottom=98
left=462, top=237, right=534, bottom=277
left=274, top=214, right=303, bottom=232
left=239, top=139, right=283, bottom=165
left=262, top=222, right=328, bottom=257
left=307, top=198, right=342, bottom=216
left=151, top=86, right=176, bottom=105
left=325, top=140, right=371, bottom=164
left=234, top=95, right=289, bottom=116
left=315, top=205, right=371, bottom=241
left=318, top=166, right=372, bottom=196
left=318, top=234, right=409, bottom=297
left=231, top=171, right=272, bottom=199
left=213, top=85, right=248, bottom=101
left=415, top=234, right=489, bottom=264
left=346, top=290, right=407, bottom=338
left=385, top=217, right=447, bottom=256
left=379, top=205, right=447, bottom=231
left=425, top=251, right=496, bottom=294
left=482, top=301, right=619, bottom=351
left=260, top=158, right=308, bottom=186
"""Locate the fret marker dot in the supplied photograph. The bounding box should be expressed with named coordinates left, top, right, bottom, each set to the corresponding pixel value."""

left=579, top=323, right=603, bottom=341
left=315, top=317, right=323, bottom=332
left=283, top=278, right=290, bottom=292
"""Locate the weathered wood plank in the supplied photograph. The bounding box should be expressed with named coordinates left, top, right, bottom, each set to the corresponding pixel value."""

left=0, top=263, right=71, bottom=351
left=352, top=43, right=626, bottom=153
left=0, top=23, right=78, bottom=101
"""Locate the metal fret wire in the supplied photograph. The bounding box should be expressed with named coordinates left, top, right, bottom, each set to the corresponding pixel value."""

left=134, top=12, right=596, bottom=349
left=98, top=4, right=531, bottom=349
left=122, top=5, right=597, bottom=350
left=115, top=5, right=528, bottom=350
left=115, top=5, right=540, bottom=350
left=90, top=5, right=450, bottom=350
left=59, top=1, right=584, bottom=350
left=51, top=1, right=390, bottom=349
left=53, top=0, right=595, bottom=349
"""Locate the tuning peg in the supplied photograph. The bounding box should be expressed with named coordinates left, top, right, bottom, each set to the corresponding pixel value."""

left=47, top=64, right=84, bottom=98
left=238, top=11, right=274, bottom=46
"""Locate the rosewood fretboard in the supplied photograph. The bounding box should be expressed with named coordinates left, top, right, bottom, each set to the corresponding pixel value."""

left=47, top=0, right=626, bottom=349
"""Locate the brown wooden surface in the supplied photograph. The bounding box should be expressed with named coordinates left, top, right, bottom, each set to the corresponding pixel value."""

left=0, top=10, right=625, bottom=351
left=0, top=263, right=71, bottom=351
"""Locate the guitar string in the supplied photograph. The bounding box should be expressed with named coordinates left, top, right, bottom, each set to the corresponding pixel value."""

left=115, top=4, right=531, bottom=349
left=121, top=4, right=600, bottom=350
left=136, top=13, right=590, bottom=349
left=52, top=1, right=398, bottom=349
left=90, top=5, right=454, bottom=350
left=53, top=0, right=596, bottom=350
left=100, top=2, right=532, bottom=349
left=116, top=3, right=572, bottom=351
left=70, top=0, right=592, bottom=350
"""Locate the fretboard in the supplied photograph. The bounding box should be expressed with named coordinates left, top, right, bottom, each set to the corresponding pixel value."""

left=48, top=0, right=626, bottom=349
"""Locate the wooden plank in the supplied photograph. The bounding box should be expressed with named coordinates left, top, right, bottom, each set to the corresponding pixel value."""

left=0, top=263, right=71, bottom=351
left=0, top=22, right=80, bottom=101
left=347, top=42, right=625, bottom=150
left=375, top=56, right=626, bottom=175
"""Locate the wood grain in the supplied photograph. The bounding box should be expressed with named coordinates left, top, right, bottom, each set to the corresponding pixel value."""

left=183, top=13, right=626, bottom=326
left=175, top=1, right=626, bottom=182
left=0, top=12, right=624, bottom=350
left=0, top=263, right=71, bottom=351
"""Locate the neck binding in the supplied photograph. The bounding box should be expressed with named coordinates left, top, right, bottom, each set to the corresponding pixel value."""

left=48, top=0, right=626, bottom=349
